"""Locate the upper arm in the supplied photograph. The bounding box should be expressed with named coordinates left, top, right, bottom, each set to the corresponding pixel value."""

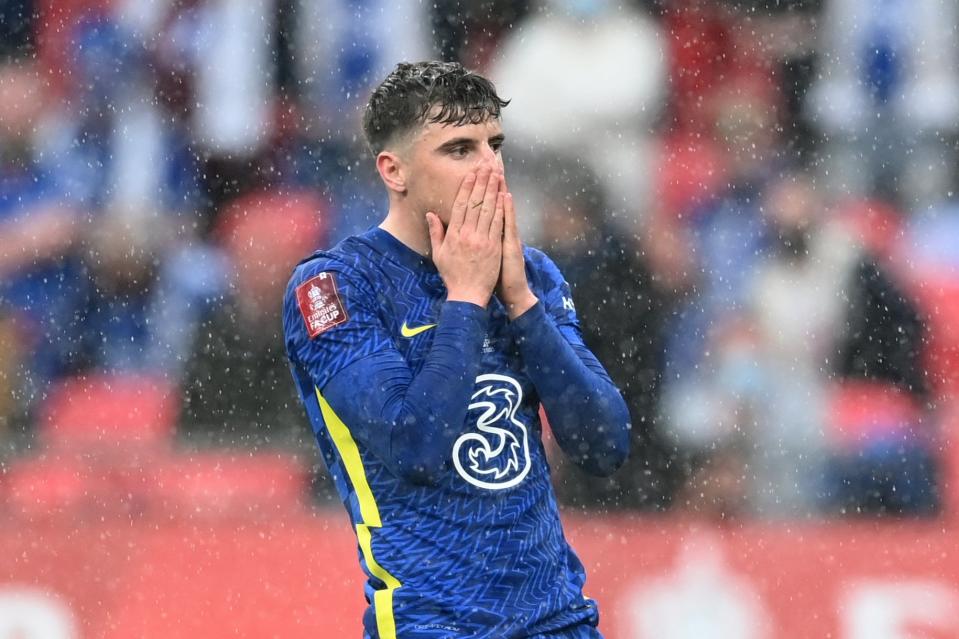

left=284, top=258, right=415, bottom=463
left=283, top=259, right=395, bottom=391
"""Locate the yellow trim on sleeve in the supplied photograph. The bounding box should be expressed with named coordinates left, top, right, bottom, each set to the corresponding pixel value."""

left=316, top=387, right=401, bottom=639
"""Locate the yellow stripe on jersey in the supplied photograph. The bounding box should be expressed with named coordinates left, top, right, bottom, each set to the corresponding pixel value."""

left=316, top=387, right=401, bottom=639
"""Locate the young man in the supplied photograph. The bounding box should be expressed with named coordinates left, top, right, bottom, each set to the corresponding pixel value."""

left=283, top=61, right=630, bottom=639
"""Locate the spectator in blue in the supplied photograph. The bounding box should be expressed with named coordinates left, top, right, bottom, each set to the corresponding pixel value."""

left=662, top=85, right=782, bottom=396
left=0, top=56, right=86, bottom=432
left=49, top=16, right=208, bottom=381
left=290, top=0, right=433, bottom=241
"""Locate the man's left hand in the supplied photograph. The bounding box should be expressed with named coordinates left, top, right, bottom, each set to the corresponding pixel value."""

left=496, top=179, right=538, bottom=320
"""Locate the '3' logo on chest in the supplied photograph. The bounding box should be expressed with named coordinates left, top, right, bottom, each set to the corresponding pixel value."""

left=453, top=373, right=532, bottom=490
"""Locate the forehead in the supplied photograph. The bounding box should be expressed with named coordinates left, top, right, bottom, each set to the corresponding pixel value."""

left=413, top=114, right=503, bottom=147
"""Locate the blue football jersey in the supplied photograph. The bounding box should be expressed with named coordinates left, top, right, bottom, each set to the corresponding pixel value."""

left=283, top=227, right=600, bottom=638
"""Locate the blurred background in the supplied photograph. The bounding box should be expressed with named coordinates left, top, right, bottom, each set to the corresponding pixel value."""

left=2, top=0, right=959, bottom=637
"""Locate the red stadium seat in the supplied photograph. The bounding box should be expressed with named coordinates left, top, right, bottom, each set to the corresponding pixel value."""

left=2, top=447, right=174, bottom=520
left=909, top=274, right=959, bottom=398
left=826, top=380, right=924, bottom=449
left=655, top=133, right=727, bottom=220
left=938, top=400, right=959, bottom=522
left=3, top=454, right=91, bottom=519
left=213, top=188, right=326, bottom=279
left=39, top=374, right=177, bottom=451
left=834, top=197, right=905, bottom=262
left=11, top=375, right=309, bottom=521
left=3, top=449, right=309, bottom=520
left=152, top=452, right=309, bottom=518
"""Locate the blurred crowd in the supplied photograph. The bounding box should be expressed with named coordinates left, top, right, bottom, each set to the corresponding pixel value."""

left=1, top=0, right=958, bottom=520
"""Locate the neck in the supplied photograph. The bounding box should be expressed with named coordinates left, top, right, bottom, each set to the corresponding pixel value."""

left=379, top=204, right=432, bottom=257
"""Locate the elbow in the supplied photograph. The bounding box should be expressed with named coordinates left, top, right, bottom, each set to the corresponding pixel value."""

left=600, top=429, right=631, bottom=476
left=547, top=385, right=632, bottom=476
left=577, top=398, right=632, bottom=477
left=581, top=426, right=630, bottom=477
left=604, top=393, right=632, bottom=474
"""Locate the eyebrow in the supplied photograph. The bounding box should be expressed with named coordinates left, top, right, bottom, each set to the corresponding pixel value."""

left=436, top=133, right=506, bottom=152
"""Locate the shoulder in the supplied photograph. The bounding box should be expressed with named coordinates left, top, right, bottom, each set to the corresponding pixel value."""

left=282, top=238, right=381, bottom=340
left=285, top=237, right=375, bottom=299
left=523, top=245, right=559, bottom=274
left=523, top=245, right=568, bottom=291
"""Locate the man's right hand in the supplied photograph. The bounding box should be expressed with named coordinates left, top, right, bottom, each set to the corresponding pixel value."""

left=426, top=168, right=505, bottom=308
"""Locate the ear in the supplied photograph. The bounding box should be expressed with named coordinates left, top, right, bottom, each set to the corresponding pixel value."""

left=375, top=151, right=406, bottom=195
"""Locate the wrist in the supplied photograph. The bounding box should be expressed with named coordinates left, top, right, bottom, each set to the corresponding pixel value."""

left=446, top=288, right=491, bottom=308
left=503, top=289, right=538, bottom=320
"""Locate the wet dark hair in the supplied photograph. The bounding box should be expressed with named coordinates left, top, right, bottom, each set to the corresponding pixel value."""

left=362, top=61, right=510, bottom=155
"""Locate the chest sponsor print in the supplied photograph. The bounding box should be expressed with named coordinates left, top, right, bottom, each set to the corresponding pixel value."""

left=453, top=373, right=532, bottom=490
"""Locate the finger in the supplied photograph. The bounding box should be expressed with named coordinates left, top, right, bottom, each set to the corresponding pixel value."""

left=426, top=212, right=445, bottom=255
left=448, top=172, right=477, bottom=233
left=463, top=166, right=493, bottom=230
left=504, top=192, right=519, bottom=246
left=490, top=192, right=505, bottom=241
left=475, top=170, right=502, bottom=235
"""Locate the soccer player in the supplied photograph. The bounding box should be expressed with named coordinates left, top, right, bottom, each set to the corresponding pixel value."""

left=283, top=61, right=630, bottom=639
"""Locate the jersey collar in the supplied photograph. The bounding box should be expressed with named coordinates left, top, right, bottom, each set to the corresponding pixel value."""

left=362, top=226, right=438, bottom=274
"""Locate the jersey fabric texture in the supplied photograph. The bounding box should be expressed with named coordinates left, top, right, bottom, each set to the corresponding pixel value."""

left=283, top=227, right=623, bottom=639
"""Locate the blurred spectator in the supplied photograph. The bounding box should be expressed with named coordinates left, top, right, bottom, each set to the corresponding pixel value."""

left=179, top=190, right=325, bottom=448
left=745, top=175, right=855, bottom=517
left=68, top=209, right=171, bottom=374
left=294, top=0, right=433, bottom=131
left=431, top=0, right=530, bottom=69
left=662, top=1, right=769, bottom=131
left=653, top=131, right=729, bottom=223
left=142, top=0, right=279, bottom=228
left=291, top=0, right=432, bottom=240
left=51, top=17, right=155, bottom=209
left=489, top=0, right=668, bottom=237
left=664, top=0, right=821, bottom=163
left=0, top=312, right=25, bottom=440
left=665, top=317, right=759, bottom=519
left=895, top=202, right=959, bottom=516
left=665, top=171, right=935, bottom=518
left=661, top=82, right=783, bottom=392
left=0, top=0, right=952, bottom=522
left=535, top=155, right=685, bottom=510
left=0, top=58, right=85, bottom=434
left=807, top=0, right=959, bottom=208
left=0, top=0, right=34, bottom=59
left=37, top=15, right=217, bottom=384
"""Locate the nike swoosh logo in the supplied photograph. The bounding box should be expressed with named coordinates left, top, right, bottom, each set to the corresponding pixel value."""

left=400, top=321, right=437, bottom=338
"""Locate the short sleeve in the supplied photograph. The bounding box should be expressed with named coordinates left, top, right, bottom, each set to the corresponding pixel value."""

left=283, top=256, right=394, bottom=391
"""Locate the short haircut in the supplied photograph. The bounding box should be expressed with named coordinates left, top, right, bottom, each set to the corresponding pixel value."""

left=362, top=61, right=509, bottom=156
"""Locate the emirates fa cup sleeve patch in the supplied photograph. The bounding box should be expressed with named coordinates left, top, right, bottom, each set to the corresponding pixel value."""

left=296, top=272, right=349, bottom=338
